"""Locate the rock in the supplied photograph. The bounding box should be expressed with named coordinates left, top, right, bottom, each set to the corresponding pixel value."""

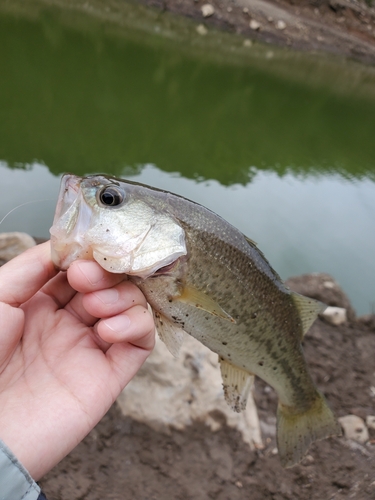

left=196, top=24, right=208, bottom=36
left=0, top=232, right=36, bottom=264
left=117, top=335, right=263, bottom=450
left=259, top=418, right=276, bottom=437
left=286, top=273, right=356, bottom=322
left=338, top=414, right=369, bottom=444
left=201, top=4, right=214, bottom=18
left=276, top=20, right=286, bottom=30
left=249, top=19, right=261, bottom=30
left=358, top=314, right=375, bottom=331
left=321, top=306, right=347, bottom=326
left=366, top=415, right=375, bottom=430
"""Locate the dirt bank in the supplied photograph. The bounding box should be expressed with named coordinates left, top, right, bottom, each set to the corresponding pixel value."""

left=139, top=0, right=375, bottom=64
left=39, top=273, right=375, bottom=500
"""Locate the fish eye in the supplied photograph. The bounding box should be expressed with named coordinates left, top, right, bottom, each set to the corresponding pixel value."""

left=98, top=186, right=125, bottom=207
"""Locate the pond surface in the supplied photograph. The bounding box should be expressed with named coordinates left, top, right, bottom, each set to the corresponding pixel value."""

left=0, top=4, right=374, bottom=315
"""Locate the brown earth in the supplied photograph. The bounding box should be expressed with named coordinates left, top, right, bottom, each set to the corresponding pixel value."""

left=39, top=273, right=375, bottom=500
left=138, top=0, right=375, bottom=64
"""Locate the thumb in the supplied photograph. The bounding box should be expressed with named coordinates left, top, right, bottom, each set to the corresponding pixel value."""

left=0, top=302, right=24, bottom=368
left=0, top=242, right=57, bottom=307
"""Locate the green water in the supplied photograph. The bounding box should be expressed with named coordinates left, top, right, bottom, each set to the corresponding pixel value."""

left=0, top=3, right=375, bottom=314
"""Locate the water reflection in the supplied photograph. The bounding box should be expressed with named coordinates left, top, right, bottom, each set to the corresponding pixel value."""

left=1, top=11, right=375, bottom=183
left=0, top=6, right=374, bottom=315
left=1, top=161, right=374, bottom=315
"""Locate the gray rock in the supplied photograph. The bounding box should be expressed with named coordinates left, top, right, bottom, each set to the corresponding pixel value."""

left=0, top=232, right=36, bottom=264
left=321, top=306, right=347, bottom=326
left=117, top=335, right=263, bottom=450
left=201, top=4, right=214, bottom=17
left=249, top=19, right=261, bottom=30
left=366, top=415, right=375, bottom=430
left=338, top=414, right=369, bottom=444
left=276, top=20, right=286, bottom=30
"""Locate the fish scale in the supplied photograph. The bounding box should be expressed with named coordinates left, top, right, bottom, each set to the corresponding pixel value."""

left=50, top=173, right=340, bottom=467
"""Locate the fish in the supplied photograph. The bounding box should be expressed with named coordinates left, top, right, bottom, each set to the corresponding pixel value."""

left=50, top=173, right=340, bottom=467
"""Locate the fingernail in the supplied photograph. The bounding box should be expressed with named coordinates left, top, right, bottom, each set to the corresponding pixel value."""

left=93, top=288, right=119, bottom=304
left=77, top=261, right=105, bottom=285
left=103, top=315, right=131, bottom=333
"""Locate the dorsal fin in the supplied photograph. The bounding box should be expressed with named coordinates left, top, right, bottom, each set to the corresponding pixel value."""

left=244, top=235, right=258, bottom=247
left=291, top=292, right=326, bottom=337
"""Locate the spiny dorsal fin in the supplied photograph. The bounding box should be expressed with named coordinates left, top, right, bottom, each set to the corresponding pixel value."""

left=219, top=357, right=254, bottom=413
left=152, top=309, right=185, bottom=358
left=291, top=292, right=326, bottom=337
left=175, top=285, right=236, bottom=323
left=244, top=235, right=258, bottom=247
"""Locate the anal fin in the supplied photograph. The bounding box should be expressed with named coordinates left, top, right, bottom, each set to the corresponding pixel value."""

left=219, top=357, right=254, bottom=413
left=153, top=309, right=185, bottom=358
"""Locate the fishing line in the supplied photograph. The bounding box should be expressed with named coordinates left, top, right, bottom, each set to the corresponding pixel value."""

left=0, top=199, right=54, bottom=227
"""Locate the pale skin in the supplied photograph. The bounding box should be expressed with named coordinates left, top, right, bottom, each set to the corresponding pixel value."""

left=0, top=241, right=155, bottom=481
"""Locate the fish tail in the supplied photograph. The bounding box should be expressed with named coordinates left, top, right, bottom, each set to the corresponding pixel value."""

left=276, top=392, right=341, bottom=468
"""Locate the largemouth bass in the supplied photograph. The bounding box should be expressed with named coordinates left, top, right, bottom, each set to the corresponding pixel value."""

left=50, top=174, right=340, bottom=467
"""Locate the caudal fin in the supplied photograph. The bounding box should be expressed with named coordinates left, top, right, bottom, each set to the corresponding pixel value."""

left=277, top=393, right=341, bottom=468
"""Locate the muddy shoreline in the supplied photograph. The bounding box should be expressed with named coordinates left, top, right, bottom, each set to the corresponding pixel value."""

left=39, top=271, right=375, bottom=499
left=139, top=0, right=375, bottom=64
left=2, top=0, right=375, bottom=69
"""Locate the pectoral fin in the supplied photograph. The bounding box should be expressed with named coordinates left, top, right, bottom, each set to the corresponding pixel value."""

left=153, top=310, right=185, bottom=358
left=219, top=357, right=254, bottom=413
left=291, top=292, right=326, bottom=337
left=175, top=285, right=235, bottom=323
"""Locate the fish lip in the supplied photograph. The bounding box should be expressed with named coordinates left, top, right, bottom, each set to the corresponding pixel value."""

left=52, top=174, right=81, bottom=223
left=64, top=174, right=80, bottom=193
left=50, top=174, right=90, bottom=269
left=50, top=238, right=86, bottom=270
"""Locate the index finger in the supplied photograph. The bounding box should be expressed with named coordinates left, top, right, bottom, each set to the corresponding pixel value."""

left=0, top=241, right=57, bottom=307
left=67, top=260, right=127, bottom=294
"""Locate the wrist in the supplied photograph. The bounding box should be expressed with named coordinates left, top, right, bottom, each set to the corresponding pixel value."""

left=0, top=390, right=83, bottom=480
left=0, top=439, right=41, bottom=499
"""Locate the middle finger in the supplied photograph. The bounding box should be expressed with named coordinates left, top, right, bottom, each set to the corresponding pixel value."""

left=82, top=280, right=148, bottom=319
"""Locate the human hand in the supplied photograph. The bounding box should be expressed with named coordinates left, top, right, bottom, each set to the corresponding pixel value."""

left=0, top=242, right=155, bottom=480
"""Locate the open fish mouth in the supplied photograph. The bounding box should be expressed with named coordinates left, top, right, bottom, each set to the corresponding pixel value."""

left=50, top=175, right=95, bottom=270
left=54, top=174, right=81, bottom=219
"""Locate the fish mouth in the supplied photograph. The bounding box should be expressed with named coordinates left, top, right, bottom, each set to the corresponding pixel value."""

left=50, top=174, right=92, bottom=269
left=54, top=174, right=81, bottom=220
left=50, top=240, right=95, bottom=271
